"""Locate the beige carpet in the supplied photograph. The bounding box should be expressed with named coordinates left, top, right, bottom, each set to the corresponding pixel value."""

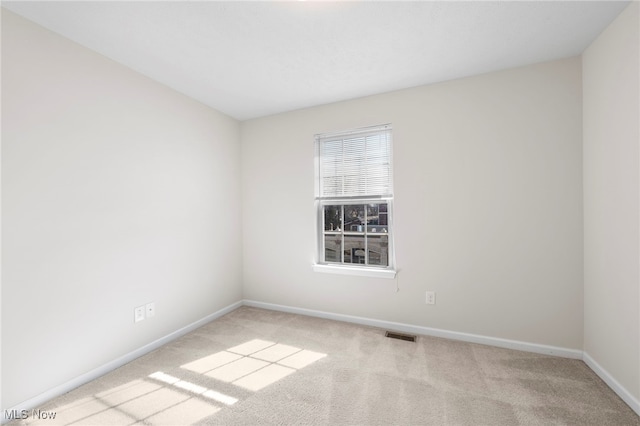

left=11, top=306, right=640, bottom=425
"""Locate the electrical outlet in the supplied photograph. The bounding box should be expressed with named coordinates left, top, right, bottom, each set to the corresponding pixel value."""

left=134, top=306, right=145, bottom=323
left=426, top=291, right=436, bottom=305
left=146, top=302, right=155, bottom=318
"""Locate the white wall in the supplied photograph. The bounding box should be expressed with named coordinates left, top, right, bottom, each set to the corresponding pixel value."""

left=1, top=10, right=242, bottom=409
left=583, top=1, right=640, bottom=405
left=241, top=57, right=583, bottom=350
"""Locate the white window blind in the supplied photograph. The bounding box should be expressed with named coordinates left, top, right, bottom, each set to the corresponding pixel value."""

left=316, top=124, right=392, bottom=199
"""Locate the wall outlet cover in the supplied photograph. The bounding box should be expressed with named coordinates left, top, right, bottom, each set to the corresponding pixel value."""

left=426, top=291, right=436, bottom=305
left=134, top=306, right=145, bottom=323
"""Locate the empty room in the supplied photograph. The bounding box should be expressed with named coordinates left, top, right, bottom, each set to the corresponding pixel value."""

left=1, top=1, right=639, bottom=425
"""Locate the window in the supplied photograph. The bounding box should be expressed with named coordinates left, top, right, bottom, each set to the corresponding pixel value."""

left=314, top=124, right=395, bottom=278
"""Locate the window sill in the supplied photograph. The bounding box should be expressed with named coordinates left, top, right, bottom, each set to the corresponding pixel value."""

left=312, top=264, right=397, bottom=279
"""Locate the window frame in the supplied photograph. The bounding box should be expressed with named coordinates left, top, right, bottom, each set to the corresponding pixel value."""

left=313, top=124, right=396, bottom=279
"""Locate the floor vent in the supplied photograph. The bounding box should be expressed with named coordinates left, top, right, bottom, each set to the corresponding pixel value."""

left=385, top=331, right=417, bottom=342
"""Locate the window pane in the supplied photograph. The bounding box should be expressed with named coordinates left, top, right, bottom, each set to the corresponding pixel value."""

left=378, top=213, right=388, bottom=227
left=344, top=205, right=365, bottom=232
left=366, top=203, right=380, bottom=233
left=344, top=235, right=365, bottom=264
left=324, top=205, right=342, bottom=232
left=368, top=235, right=389, bottom=266
left=324, top=235, right=342, bottom=263
left=378, top=203, right=388, bottom=227
left=366, top=204, right=378, bottom=223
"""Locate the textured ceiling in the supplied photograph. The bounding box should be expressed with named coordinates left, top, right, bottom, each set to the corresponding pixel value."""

left=2, top=1, right=631, bottom=121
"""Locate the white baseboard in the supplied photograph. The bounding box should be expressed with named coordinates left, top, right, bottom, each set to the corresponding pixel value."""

left=583, top=352, right=640, bottom=416
left=242, top=300, right=583, bottom=359
left=2, top=300, right=243, bottom=425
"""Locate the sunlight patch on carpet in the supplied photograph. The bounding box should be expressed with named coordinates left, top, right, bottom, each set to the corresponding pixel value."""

left=148, top=372, right=238, bottom=406
left=202, top=389, right=239, bottom=406
left=181, top=351, right=243, bottom=374
left=227, top=339, right=275, bottom=355
left=145, top=397, right=220, bottom=425
left=234, top=364, right=296, bottom=391
left=181, top=339, right=328, bottom=393
left=278, top=349, right=327, bottom=369
left=205, top=357, right=270, bottom=382
left=251, top=343, right=301, bottom=362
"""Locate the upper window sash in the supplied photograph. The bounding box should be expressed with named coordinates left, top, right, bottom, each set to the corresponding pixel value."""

left=315, top=124, right=393, bottom=200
